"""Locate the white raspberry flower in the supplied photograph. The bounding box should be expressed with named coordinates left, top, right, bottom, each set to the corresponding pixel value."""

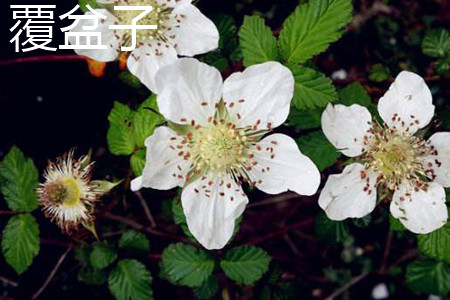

left=131, top=58, right=321, bottom=249
left=70, top=0, right=219, bottom=92
left=37, top=151, right=106, bottom=232
left=319, top=71, right=449, bottom=234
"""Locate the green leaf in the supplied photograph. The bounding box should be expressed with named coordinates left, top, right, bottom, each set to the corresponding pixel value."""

left=0, top=146, right=39, bottom=212
left=406, top=259, right=450, bottom=296
left=422, top=28, right=450, bottom=58
left=436, top=56, right=450, bottom=74
left=214, top=14, right=238, bottom=55
left=119, top=230, right=150, bottom=252
left=133, top=95, right=164, bottom=148
left=161, top=243, right=215, bottom=287
left=90, top=242, right=118, bottom=270
left=220, top=245, right=271, bottom=285
left=369, top=64, right=391, bottom=82
left=339, top=82, right=371, bottom=107
left=192, top=276, right=219, bottom=300
left=78, top=0, right=101, bottom=12
left=108, top=259, right=153, bottom=300
left=389, top=214, right=406, bottom=231
left=288, top=107, right=323, bottom=130
left=418, top=216, right=450, bottom=264
left=238, top=15, right=278, bottom=67
left=279, top=0, right=353, bottom=63
left=1, top=214, right=39, bottom=274
left=172, top=197, right=196, bottom=241
left=315, top=212, right=349, bottom=244
left=202, top=51, right=229, bottom=72
left=78, top=267, right=108, bottom=285
left=118, top=71, right=145, bottom=90
left=289, top=65, right=337, bottom=110
left=130, top=149, right=146, bottom=176
left=107, top=102, right=136, bottom=156
left=296, top=131, right=340, bottom=171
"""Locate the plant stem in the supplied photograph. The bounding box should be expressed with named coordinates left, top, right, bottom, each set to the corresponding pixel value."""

left=0, top=54, right=85, bottom=67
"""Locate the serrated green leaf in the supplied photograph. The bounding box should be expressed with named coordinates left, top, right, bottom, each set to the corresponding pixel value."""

left=202, top=51, right=229, bottom=71
left=109, top=259, right=153, bottom=300
left=78, top=267, right=108, bottom=285
left=107, top=102, right=136, bottom=156
left=161, top=243, right=214, bottom=287
left=74, top=247, right=91, bottom=267
left=287, top=107, right=322, bottom=130
left=130, top=149, right=146, bottom=176
left=406, top=259, right=450, bottom=296
left=90, top=242, right=118, bottom=270
left=436, top=56, right=450, bottom=74
left=192, top=276, right=219, bottom=300
left=133, top=95, right=164, bottom=148
left=389, top=214, right=406, bottom=231
left=279, top=0, right=353, bottom=63
left=339, top=82, right=371, bottom=107
left=238, top=15, right=278, bottom=67
left=220, top=245, right=271, bottom=285
left=369, top=64, right=391, bottom=82
left=418, top=214, right=450, bottom=263
left=215, top=14, right=238, bottom=55
left=1, top=214, right=39, bottom=274
left=172, top=197, right=197, bottom=241
left=288, top=65, right=337, bottom=110
left=78, top=0, right=101, bottom=12
left=315, top=212, right=349, bottom=244
left=296, top=131, right=340, bottom=171
left=119, top=230, right=150, bottom=252
left=0, top=146, right=38, bottom=212
left=118, top=71, right=145, bottom=90
left=422, top=28, right=450, bottom=58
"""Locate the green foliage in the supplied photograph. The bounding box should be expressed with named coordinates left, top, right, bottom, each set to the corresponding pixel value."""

left=215, top=14, right=239, bottom=56
left=130, top=149, right=146, bottom=176
left=406, top=259, right=450, bottom=296
left=288, top=107, right=322, bottom=130
left=238, top=16, right=278, bottom=66
left=107, top=95, right=163, bottom=156
left=220, top=246, right=271, bottom=286
left=435, top=56, right=450, bottom=74
left=0, top=146, right=39, bottom=212
left=289, top=64, right=337, bottom=110
left=172, top=197, right=196, bottom=241
left=352, top=215, right=371, bottom=228
left=1, top=214, right=39, bottom=274
left=296, top=131, right=340, bottom=171
left=418, top=216, right=450, bottom=264
left=90, top=242, right=118, bottom=270
left=118, top=71, right=145, bottom=91
left=389, top=214, right=406, bottom=231
left=119, top=230, right=150, bottom=252
left=108, top=259, right=153, bottom=300
left=278, top=0, right=353, bottom=63
left=422, top=29, right=450, bottom=58
left=339, top=82, right=371, bottom=107
left=161, top=243, right=215, bottom=287
left=192, top=276, right=219, bottom=300
left=78, top=0, right=101, bottom=12
left=369, top=64, right=391, bottom=82
left=315, top=212, right=350, bottom=244
left=202, top=51, right=229, bottom=72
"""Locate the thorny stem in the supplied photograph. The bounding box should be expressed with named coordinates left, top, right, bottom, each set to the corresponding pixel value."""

left=32, top=247, right=72, bottom=300
left=0, top=54, right=86, bottom=67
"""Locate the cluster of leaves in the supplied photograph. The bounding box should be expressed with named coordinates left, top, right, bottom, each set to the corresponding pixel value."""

left=422, top=28, right=450, bottom=74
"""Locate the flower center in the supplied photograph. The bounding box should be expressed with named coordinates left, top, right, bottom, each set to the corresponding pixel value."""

left=114, top=0, right=170, bottom=43
left=362, top=122, right=433, bottom=190
left=46, top=177, right=81, bottom=207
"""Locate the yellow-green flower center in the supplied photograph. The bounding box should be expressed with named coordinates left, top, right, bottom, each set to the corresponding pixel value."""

left=47, top=177, right=82, bottom=207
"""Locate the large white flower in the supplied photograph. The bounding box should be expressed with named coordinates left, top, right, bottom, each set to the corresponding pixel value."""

left=319, top=71, right=449, bottom=234
left=131, top=58, right=321, bottom=249
left=69, top=0, right=219, bottom=92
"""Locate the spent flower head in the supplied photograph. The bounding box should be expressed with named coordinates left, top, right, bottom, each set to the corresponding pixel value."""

left=131, top=58, right=321, bottom=249
left=319, top=71, right=449, bottom=234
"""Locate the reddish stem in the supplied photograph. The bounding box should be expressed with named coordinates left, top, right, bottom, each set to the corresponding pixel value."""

left=0, top=54, right=86, bottom=67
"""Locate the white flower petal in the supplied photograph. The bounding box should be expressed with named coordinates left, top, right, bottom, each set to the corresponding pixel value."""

left=127, top=42, right=178, bottom=93
left=322, top=104, right=373, bottom=157
left=423, top=132, right=450, bottom=187
left=318, top=163, right=378, bottom=221
left=390, top=181, right=447, bottom=234
left=378, top=71, right=434, bottom=134
left=155, top=58, right=223, bottom=125
left=222, top=62, right=295, bottom=130
left=157, top=0, right=192, bottom=8
left=131, top=126, right=192, bottom=191
left=70, top=9, right=122, bottom=62
left=181, top=175, right=248, bottom=250
left=167, top=5, right=219, bottom=56
left=249, top=134, right=320, bottom=196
